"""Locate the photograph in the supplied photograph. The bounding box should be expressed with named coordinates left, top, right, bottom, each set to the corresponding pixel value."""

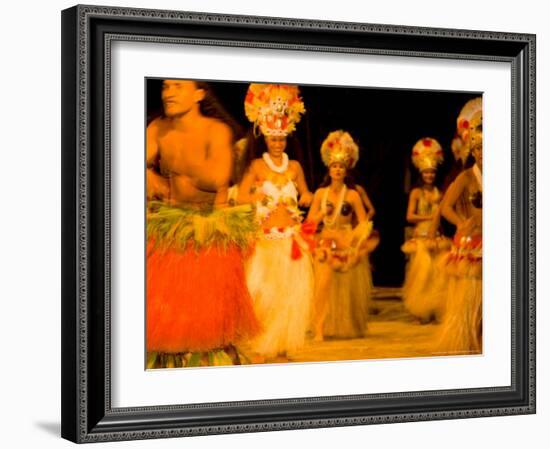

left=145, top=79, right=483, bottom=369
left=59, top=4, right=535, bottom=442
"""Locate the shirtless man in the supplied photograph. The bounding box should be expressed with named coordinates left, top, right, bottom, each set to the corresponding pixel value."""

left=146, top=79, right=232, bottom=205
left=146, top=80, right=259, bottom=368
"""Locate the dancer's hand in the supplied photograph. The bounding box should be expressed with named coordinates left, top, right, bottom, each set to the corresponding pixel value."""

left=298, top=191, right=314, bottom=207
left=458, top=216, right=476, bottom=235
left=253, top=192, right=268, bottom=204
left=427, top=223, right=438, bottom=239
left=322, top=230, right=348, bottom=248
left=346, top=252, right=360, bottom=269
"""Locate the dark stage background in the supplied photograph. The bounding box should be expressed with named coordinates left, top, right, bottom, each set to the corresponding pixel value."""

left=146, top=79, right=479, bottom=287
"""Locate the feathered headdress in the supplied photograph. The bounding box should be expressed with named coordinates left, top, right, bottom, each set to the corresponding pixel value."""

left=451, top=133, right=469, bottom=164
left=321, top=130, right=360, bottom=169
left=411, top=137, right=444, bottom=171
left=244, top=83, right=305, bottom=137
left=456, top=97, right=482, bottom=153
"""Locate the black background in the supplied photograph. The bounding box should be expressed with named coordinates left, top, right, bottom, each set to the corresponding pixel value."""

left=146, top=79, right=479, bottom=286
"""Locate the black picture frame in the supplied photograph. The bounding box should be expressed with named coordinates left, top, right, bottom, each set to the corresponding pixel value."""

left=61, top=4, right=536, bottom=443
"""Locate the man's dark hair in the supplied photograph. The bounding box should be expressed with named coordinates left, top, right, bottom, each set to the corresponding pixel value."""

left=195, top=81, right=244, bottom=141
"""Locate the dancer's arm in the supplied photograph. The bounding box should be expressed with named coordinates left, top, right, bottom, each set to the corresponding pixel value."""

left=356, top=185, right=375, bottom=219
left=292, top=161, right=314, bottom=207
left=146, top=119, right=169, bottom=200
left=441, top=172, right=468, bottom=228
left=306, top=189, right=325, bottom=224
left=406, top=188, right=433, bottom=224
left=350, top=189, right=368, bottom=223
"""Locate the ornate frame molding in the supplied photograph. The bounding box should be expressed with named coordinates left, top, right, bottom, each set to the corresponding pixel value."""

left=61, top=4, right=536, bottom=443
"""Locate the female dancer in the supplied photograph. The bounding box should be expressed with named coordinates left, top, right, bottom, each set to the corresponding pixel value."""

left=307, top=130, right=377, bottom=341
left=436, top=98, right=483, bottom=355
left=238, top=83, right=315, bottom=359
left=401, top=138, right=450, bottom=323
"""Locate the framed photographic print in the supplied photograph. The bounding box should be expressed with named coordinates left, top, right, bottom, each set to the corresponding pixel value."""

left=61, top=4, right=536, bottom=443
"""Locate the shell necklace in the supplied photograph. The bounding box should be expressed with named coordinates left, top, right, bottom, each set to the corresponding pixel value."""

left=263, top=152, right=289, bottom=174
left=322, top=185, right=347, bottom=227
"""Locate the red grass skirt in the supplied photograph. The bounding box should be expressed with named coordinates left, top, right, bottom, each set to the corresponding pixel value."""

left=146, top=243, right=260, bottom=352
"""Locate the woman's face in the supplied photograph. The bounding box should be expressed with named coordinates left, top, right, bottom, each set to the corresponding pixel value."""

left=421, top=168, right=436, bottom=185
left=329, top=162, right=347, bottom=181
left=264, top=135, right=287, bottom=157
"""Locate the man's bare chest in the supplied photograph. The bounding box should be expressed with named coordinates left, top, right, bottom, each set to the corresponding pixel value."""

left=157, top=131, right=208, bottom=173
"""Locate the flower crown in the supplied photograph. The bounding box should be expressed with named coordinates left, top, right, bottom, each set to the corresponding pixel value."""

left=451, top=134, right=470, bottom=164
left=244, top=83, right=305, bottom=137
left=321, top=130, right=360, bottom=169
left=456, top=97, right=482, bottom=154
left=411, top=137, right=444, bottom=172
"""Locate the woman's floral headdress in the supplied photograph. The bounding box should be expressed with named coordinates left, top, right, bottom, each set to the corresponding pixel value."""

left=451, top=133, right=469, bottom=164
left=456, top=97, right=482, bottom=154
left=411, top=137, right=444, bottom=172
left=244, top=83, right=305, bottom=137
left=320, top=130, right=360, bottom=169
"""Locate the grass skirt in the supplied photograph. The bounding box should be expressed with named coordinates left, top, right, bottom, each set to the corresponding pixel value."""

left=322, top=255, right=372, bottom=338
left=245, top=230, right=314, bottom=357
left=401, top=238, right=450, bottom=322
left=435, top=233, right=482, bottom=355
left=146, top=204, right=259, bottom=353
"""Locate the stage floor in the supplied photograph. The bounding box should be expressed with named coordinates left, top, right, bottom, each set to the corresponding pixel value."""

left=245, top=287, right=446, bottom=365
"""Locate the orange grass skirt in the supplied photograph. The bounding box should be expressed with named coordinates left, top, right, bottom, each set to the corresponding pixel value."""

left=146, top=243, right=260, bottom=352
